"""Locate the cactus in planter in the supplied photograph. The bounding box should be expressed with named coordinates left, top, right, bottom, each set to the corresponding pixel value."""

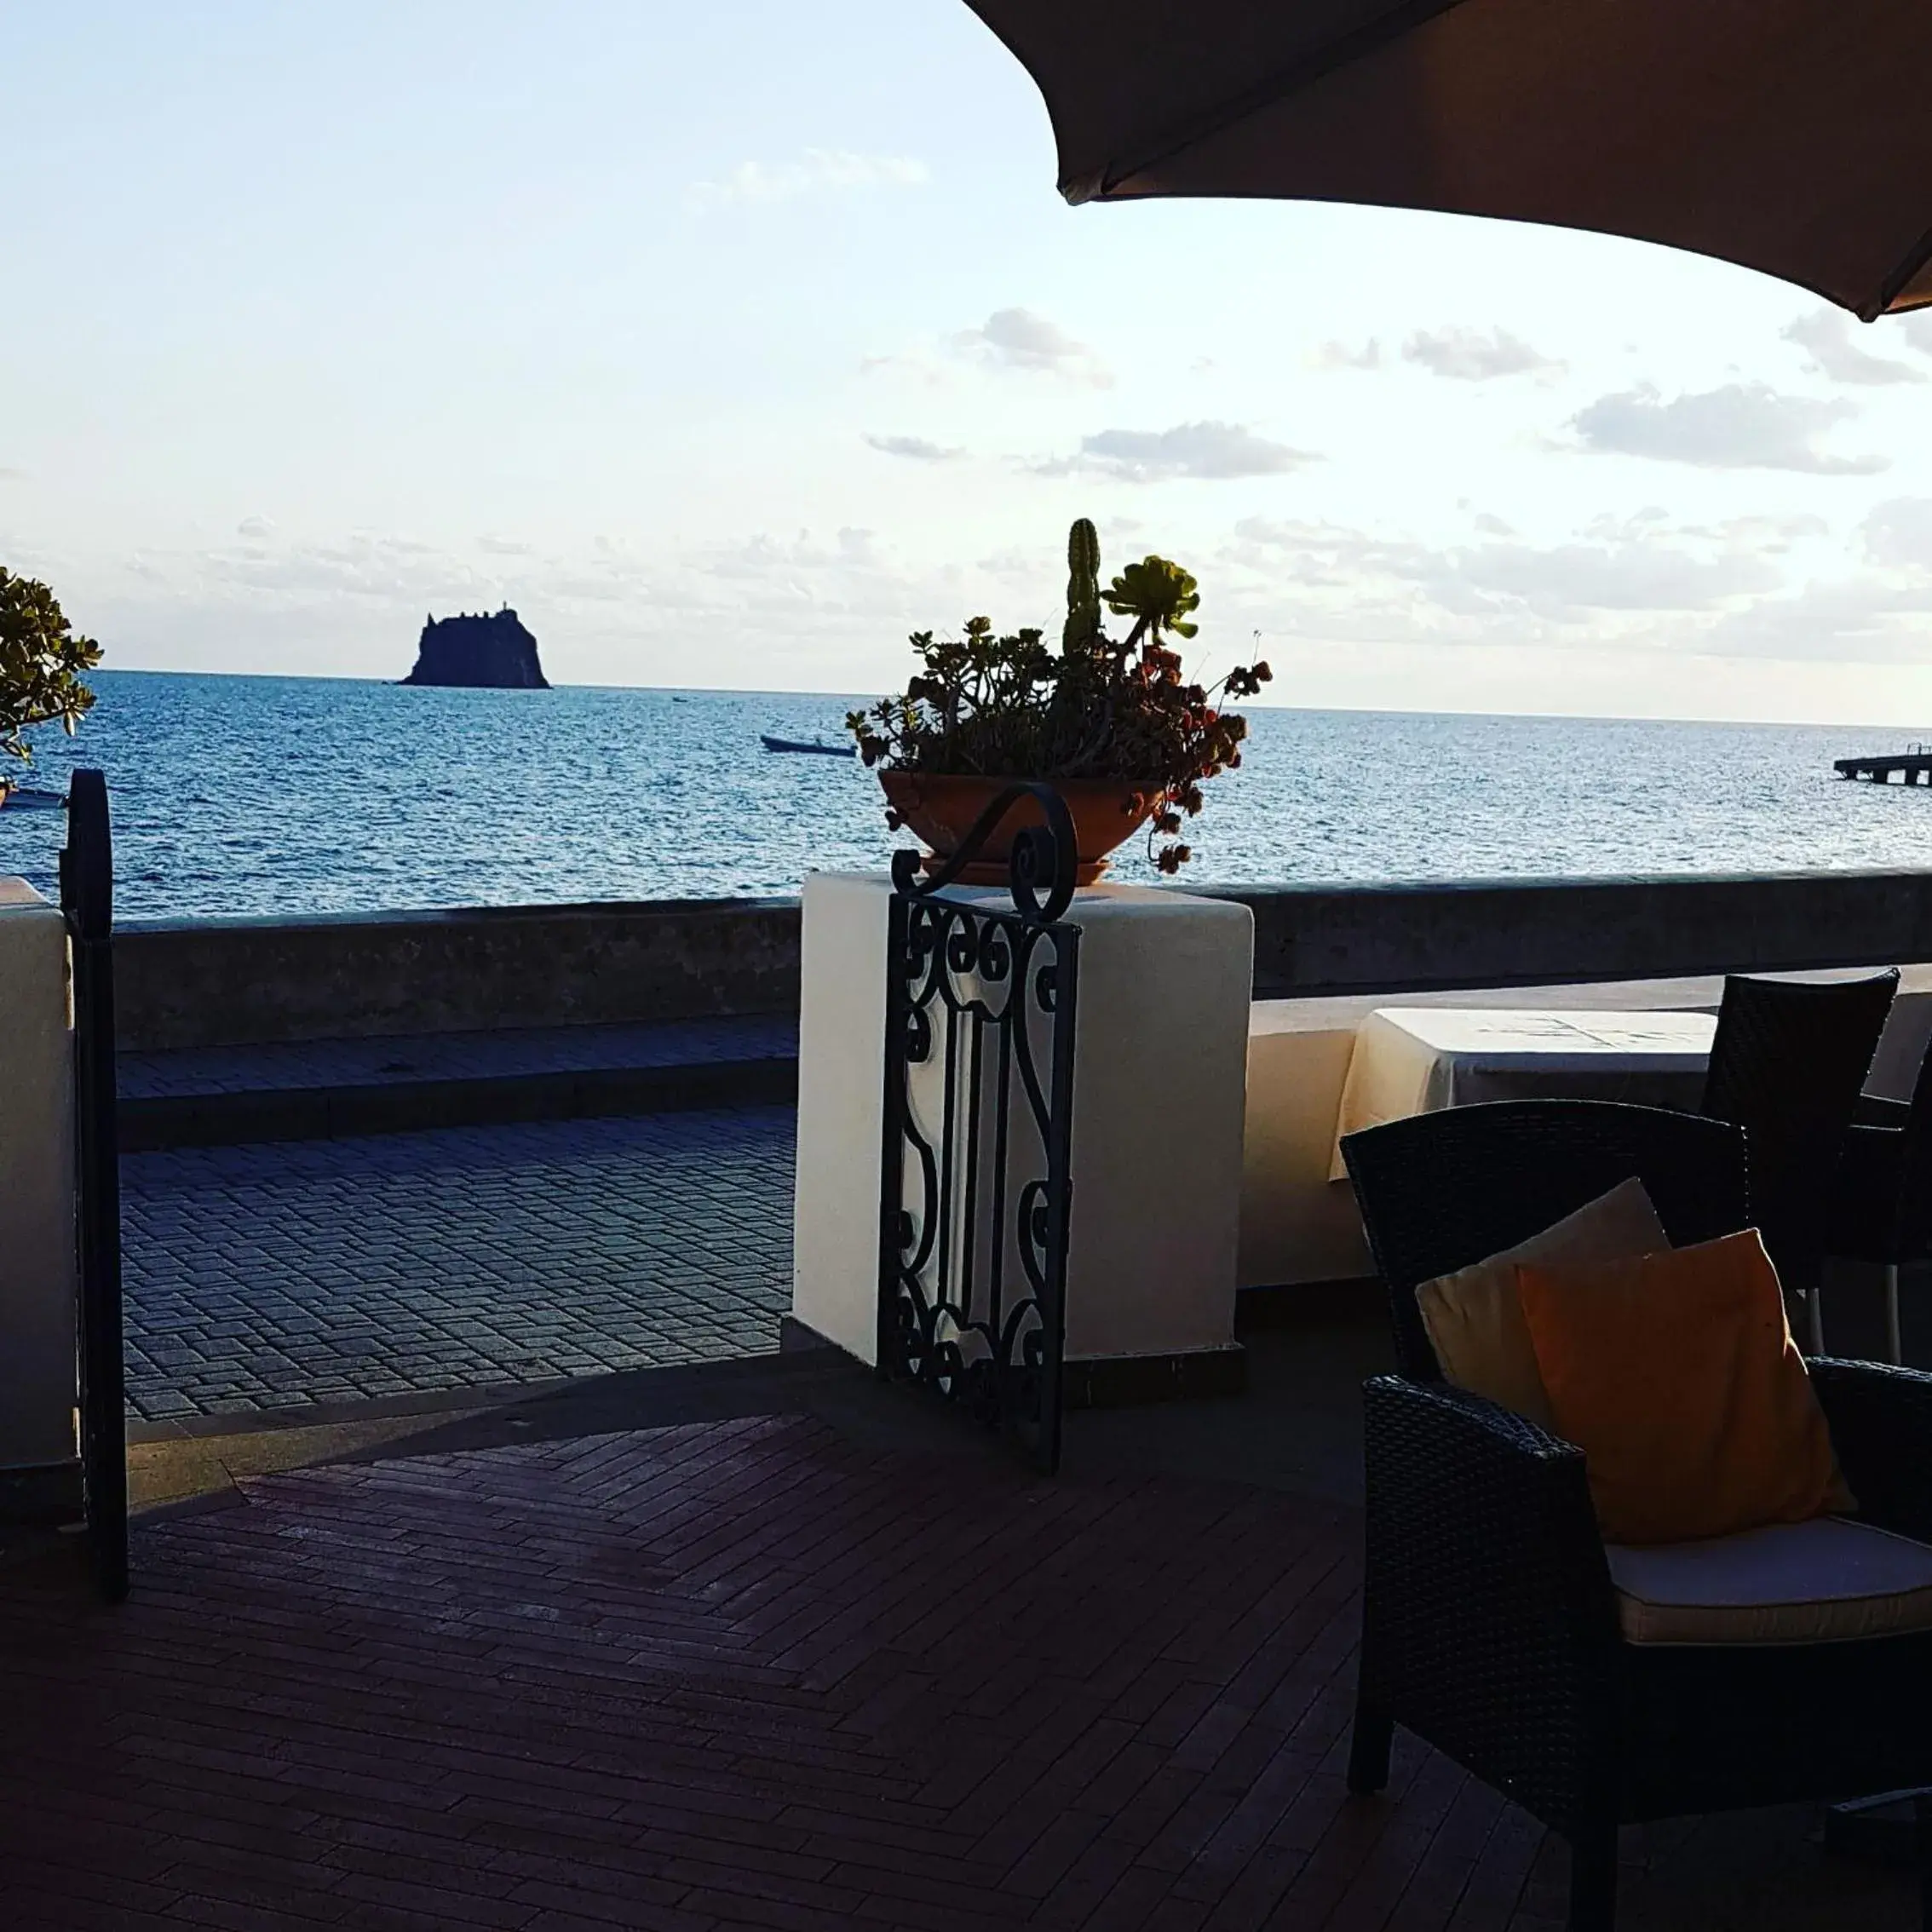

left=849, top=518, right=1270, bottom=874
left=1062, top=517, right=1102, bottom=653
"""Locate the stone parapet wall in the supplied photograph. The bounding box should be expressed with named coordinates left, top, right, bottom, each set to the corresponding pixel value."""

left=1214, top=868, right=1932, bottom=998
left=114, top=867, right=1932, bottom=1051
left=115, top=899, right=802, bottom=1051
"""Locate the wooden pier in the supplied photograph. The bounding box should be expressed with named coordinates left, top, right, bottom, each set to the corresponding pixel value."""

left=1836, top=749, right=1932, bottom=785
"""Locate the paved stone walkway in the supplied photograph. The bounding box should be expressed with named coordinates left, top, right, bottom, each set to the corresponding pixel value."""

left=122, top=1107, right=796, bottom=1422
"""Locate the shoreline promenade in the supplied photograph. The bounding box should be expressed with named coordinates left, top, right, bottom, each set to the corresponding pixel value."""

left=122, top=1105, right=795, bottom=1423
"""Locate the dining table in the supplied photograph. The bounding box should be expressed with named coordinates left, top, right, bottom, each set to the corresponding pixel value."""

left=1329, top=1005, right=1719, bottom=1180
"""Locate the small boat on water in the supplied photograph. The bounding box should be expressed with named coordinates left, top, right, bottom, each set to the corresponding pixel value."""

left=760, top=734, right=852, bottom=758
left=0, top=784, right=66, bottom=812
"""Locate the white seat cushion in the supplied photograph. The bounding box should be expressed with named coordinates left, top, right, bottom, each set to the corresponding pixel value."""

left=1607, top=1516, right=1932, bottom=1646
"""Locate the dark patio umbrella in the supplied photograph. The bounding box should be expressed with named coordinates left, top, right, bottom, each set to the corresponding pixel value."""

left=961, top=0, right=1932, bottom=320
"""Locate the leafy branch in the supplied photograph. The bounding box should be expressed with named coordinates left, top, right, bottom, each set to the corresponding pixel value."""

left=0, top=567, right=101, bottom=762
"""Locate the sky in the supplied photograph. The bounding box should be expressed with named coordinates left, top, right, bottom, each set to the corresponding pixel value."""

left=8, top=0, right=1932, bottom=724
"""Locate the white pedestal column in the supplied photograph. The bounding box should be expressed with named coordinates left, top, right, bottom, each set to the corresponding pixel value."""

left=0, top=879, right=78, bottom=1474
left=791, top=872, right=1252, bottom=1389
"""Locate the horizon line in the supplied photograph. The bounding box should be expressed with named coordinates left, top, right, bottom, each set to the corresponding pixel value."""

left=71, top=664, right=1931, bottom=737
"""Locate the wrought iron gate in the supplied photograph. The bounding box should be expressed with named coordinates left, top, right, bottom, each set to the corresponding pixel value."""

left=876, top=785, right=1080, bottom=1473
left=62, top=769, right=127, bottom=1602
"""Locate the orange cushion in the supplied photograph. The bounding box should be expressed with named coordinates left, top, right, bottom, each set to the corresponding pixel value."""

left=1515, top=1230, right=1854, bottom=1546
left=1415, top=1177, right=1668, bottom=1429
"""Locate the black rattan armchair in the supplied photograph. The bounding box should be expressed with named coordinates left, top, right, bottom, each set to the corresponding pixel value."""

left=1827, top=1037, right=1932, bottom=1363
left=1342, top=1099, right=1932, bottom=1932
left=1700, top=970, right=1898, bottom=1350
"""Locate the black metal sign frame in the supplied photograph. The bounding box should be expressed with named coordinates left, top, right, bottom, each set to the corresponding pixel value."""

left=876, top=784, right=1080, bottom=1474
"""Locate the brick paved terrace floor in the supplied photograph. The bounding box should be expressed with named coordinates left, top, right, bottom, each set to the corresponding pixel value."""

left=122, top=1107, right=796, bottom=1421
left=0, top=1345, right=1912, bottom=1931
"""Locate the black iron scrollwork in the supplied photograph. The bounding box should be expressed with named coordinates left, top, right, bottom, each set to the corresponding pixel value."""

left=888, top=780, right=1079, bottom=926
left=877, top=784, right=1080, bottom=1473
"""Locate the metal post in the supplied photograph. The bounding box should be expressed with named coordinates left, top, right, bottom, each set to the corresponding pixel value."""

left=60, top=769, right=127, bottom=1603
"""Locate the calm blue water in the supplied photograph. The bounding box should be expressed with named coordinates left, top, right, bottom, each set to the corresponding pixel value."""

left=3, top=670, right=1929, bottom=923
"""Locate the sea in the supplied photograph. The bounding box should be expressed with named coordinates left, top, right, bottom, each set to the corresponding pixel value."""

left=5, top=670, right=1931, bottom=924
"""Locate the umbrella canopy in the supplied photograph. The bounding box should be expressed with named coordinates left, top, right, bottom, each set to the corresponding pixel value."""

left=962, top=0, right=1932, bottom=320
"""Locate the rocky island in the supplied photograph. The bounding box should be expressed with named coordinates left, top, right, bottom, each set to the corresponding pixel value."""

left=402, top=608, right=549, bottom=689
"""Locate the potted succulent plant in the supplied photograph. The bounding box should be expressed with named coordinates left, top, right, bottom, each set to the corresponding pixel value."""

left=848, top=520, right=1269, bottom=883
left=0, top=566, right=100, bottom=802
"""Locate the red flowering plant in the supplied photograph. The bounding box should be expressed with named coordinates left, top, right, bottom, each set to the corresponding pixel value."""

left=847, top=520, right=1269, bottom=873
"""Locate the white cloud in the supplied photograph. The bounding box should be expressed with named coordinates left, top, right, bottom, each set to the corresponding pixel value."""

left=1783, top=310, right=1922, bottom=385
left=1862, top=498, right=1932, bottom=571
left=863, top=433, right=963, bottom=463
left=477, top=533, right=533, bottom=556
left=235, top=515, right=275, bottom=540
left=1231, top=514, right=1779, bottom=620
left=66, top=496, right=1932, bottom=687
left=1653, top=511, right=1827, bottom=551
left=1456, top=537, right=1778, bottom=613
left=1314, top=329, right=1564, bottom=378
left=1899, top=313, right=1932, bottom=354
left=1211, top=504, right=1932, bottom=667
left=1044, top=421, right=1317, bottom=483
left=952, top=308, right=1112, bottom=387
left=705, top=524, right=883, bottom=583
left=200, top=532, right=486, bottom=602
left=1311, top=338, right=1383, bottom=371
left=860, top=309, right=1112, bottom=389
left=1567, top=382, right=1889, bottom=474
left=857, top=348, right=947, bottom=386
left=690, top=149, right=928, bottom=205
left=109, top=522, right=931, bottom=658
left=1699, top=578, right=1932, bottom=661
left=1402, top=326, right=1563, bottom=380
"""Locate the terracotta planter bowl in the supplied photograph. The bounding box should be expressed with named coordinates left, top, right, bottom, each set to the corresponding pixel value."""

left=877, top=771, right=1155, bottom=887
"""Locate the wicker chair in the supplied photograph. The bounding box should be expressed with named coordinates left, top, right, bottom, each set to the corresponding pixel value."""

left=1826, top=1038, right=1932, bottom=1363
left=1700, top=970, right=1898, bottom=1349
left=1342, top=1099, right=1932, bottom=1932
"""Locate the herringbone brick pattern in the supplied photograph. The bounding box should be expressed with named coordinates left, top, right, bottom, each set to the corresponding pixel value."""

left=0, top=1417, right=1907, bottom=1929
left=121, top=1108, right=794, bottom=1419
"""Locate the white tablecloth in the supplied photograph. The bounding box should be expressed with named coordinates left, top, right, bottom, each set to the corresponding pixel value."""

left=1329, top=1006, right=1718, bottom=1179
